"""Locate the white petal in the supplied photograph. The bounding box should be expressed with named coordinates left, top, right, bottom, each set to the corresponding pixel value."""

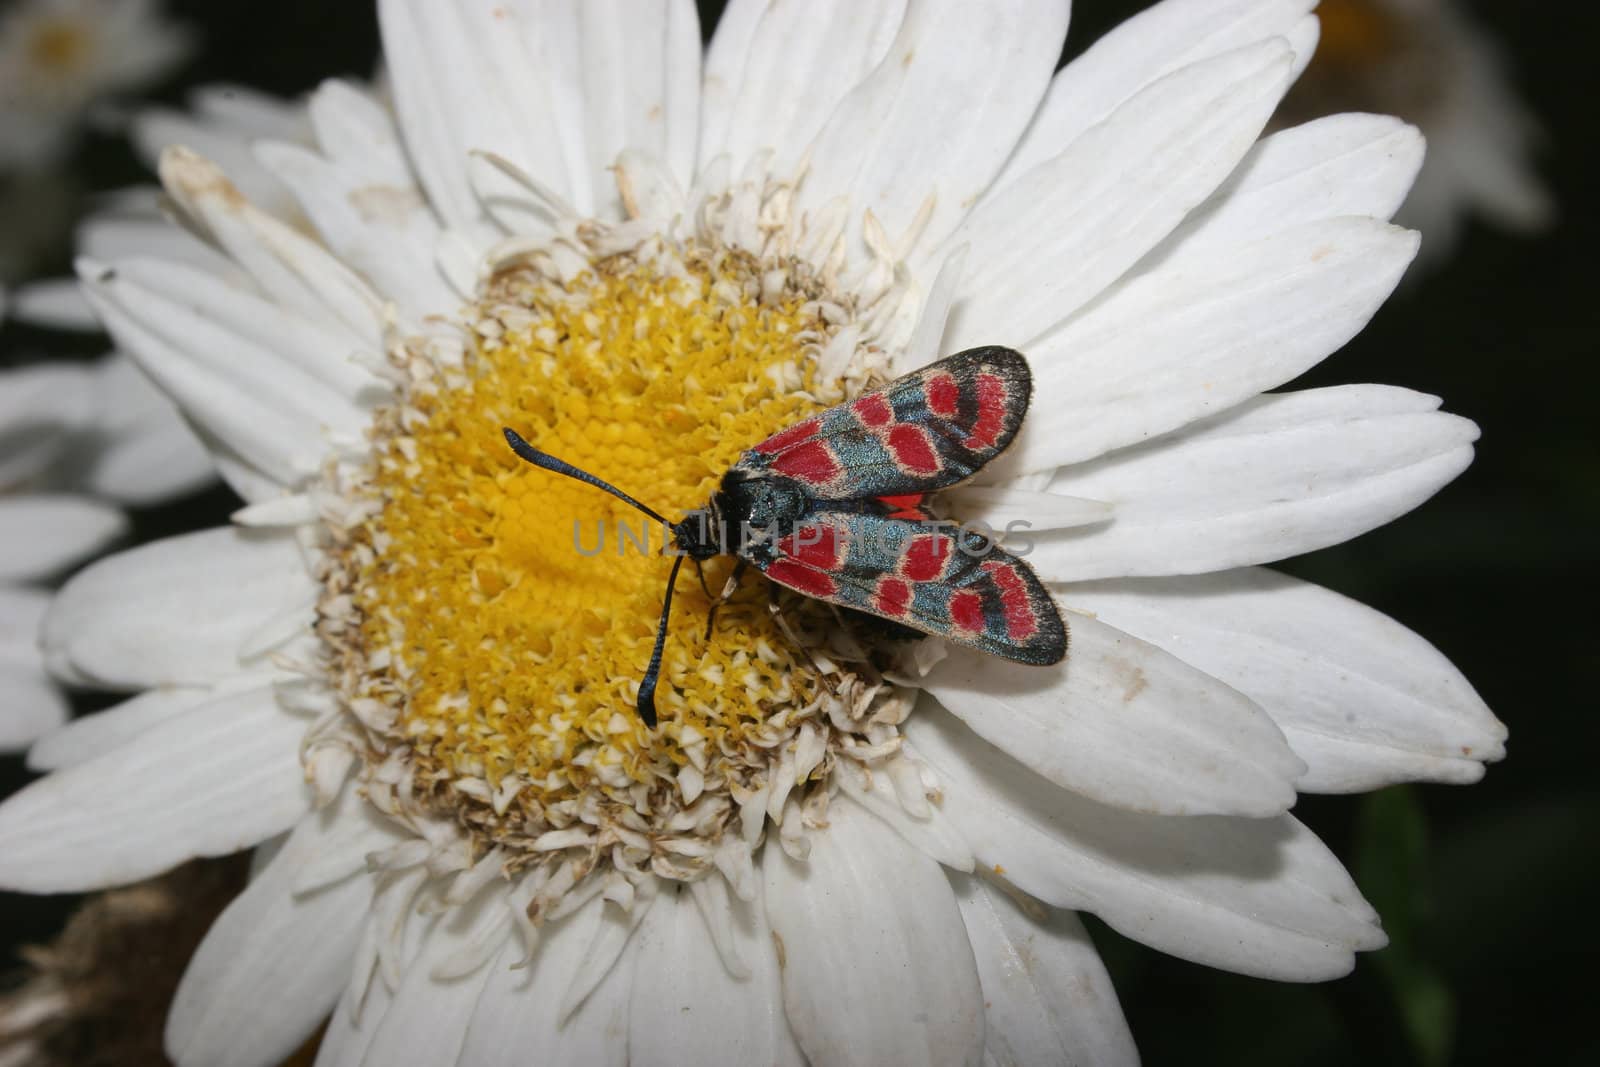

left=628, top=880, right=803, bottom=1067
left=0, top=685, right=310, bottom=892
left=764, top=801, right=985, bottom=1067
left=997, top=217, right=1420, bottom=475
left=133, top=88, right=304, bottom=223
left=1026, top=386, right=1478, bottom=580
left=27, top=685, right=211, bottom=771
left=255, top=141, right=452, bottom=322
left=8, top=278, right=100, bottom=331
left=570, top=0, right=701, bottom=216
left=998, top=0, right=1318, bottom=185
left=158, top=147, right=387, bottom=348
left=1156, top=114, right=1425, bottom=267
left=939, top=40, right=1293, bottom=346
left=457, top=900, right=633, bottom=1067
left=920, top=614, right=1301, bottom=817
left=943, top=486, right=1113, bottom=533
left=1061, top=569, right=1508, bottom=791
left=797, top=0, right=1071, bottom=260
left=44, top=526, right=314, bottom=688
left=906, top=703, right=1385, bottom=981
left=313, top=979, right=390, bottom=1067
left=80, top=354, right=216, bottom=506
left=168, top=801, right=383, bottom=1067
left=0, top=363, right=94, bottom=487
left=0, top=588, right=67, bottom=752
left=950, top=874, right=1137, bottom=1067
left=702, top=0, right=906, bottom=179
left=359, top=911, right=500, bottom=1067
left=0, top=495, right=127, bottom=583
left=833, top=758, right=974, bottom=870
left=77, top=258, right=335, bottom=488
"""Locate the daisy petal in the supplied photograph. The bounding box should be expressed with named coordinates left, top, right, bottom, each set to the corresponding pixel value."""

left=571, top=0, right=701, bottom=214
left=941, top=486, right=1113, bottom=533
left=701, top=0, right=905, bottom=178
left=1027, top=385, right=1478, bottom=580
left=359, top=912, right=500, bottom=1067
left=167, top=801, right=386, bottom=1067
left=0, top=362, right=94, bottom=487
left=0, top=685, right=311, bottom=892
left=379, top=0, right=585, bottom=225
left=798, top=0, right=1071, bottom=259
left=457, top=903, right=634, bottom=1067
left=77, top=258, right=339, bottom=488
left=628, top=881, right=803, bottom=1067
left=8, top=278, right=100, bottom=331
left=133, top=86, right=303, bottom=221
left=907, top=704, right=1385, bottom=981
left=939, top=40, right=1293, bottom=344
left=950, top=873, right=1137, bottom=1067
left=44, top=527, right=314, bottom=688
left=79, top=355, right=216, bottom=506
left=996, top=218, right=1421, bottom=474
left=255, top=85, right=453, bottom=321
left=764, top=799, right=985, bottom=1067
left=27, top=685, right=212, bottom=770
left=998, top=0, right=1317, bottom=185
left=313, top=981, right=390, bottom=1067
left=919, top=614, right=1302, bottom=817
left=158, top=147, right=386, bottom=348
left=0, top=588, right=68, bottom=752
left=0, top=495, right=127, bottom=583
left=1061, top=569, right=1507, bottom=791
left=1156, top=114, right=1425, bottom=266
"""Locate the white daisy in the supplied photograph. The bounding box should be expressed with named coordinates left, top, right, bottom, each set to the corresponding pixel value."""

left=0, top=2, right=1510, bottom=1065
left=0, top=0, right=192, bottom=170
left=1277, top=0, right=1552, bottom=258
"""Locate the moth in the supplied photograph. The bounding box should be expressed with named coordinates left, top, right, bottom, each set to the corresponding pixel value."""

left=505, top=345, right=1066, bottom=726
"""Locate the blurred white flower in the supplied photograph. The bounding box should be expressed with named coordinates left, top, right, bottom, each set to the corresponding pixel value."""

left=0, top=0, right=192, bottom=169
left=1279, top=0, right=1552, bottom=258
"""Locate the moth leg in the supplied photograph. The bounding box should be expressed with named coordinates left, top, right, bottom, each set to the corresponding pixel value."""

left=766, top=582, right=837, bottom=695
left=704, top=558, right=747, bottom=641
left=692, top=559, right=713, bottom=600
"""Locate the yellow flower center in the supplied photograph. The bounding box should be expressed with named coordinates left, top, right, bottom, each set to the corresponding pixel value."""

left=26, top=19, right=90, bottom=73
left=335, top=241, right=869, bottom=843
left=1314, top=0, right=1402, bottom=70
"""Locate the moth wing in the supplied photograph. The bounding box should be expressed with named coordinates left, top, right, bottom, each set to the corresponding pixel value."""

left=753, top=511, right=1066, bottom=665
left=733, top=346, right=1032, bottom=499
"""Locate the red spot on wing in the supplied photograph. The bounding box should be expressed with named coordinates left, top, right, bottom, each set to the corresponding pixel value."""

left=776, top=522, right=844, bottom=570
left=878, top=493, right=926, bottom=520
left=962, top=373, right=1008, bottom=450
left=765, top=559, right=837, bottom=598
left=926, top=373, right=959, bottom=417
left=772, top=440, right=839, bottom=485
left=902, top=533, right=952, bottom=582
left=983, top=561, right=1039, bottom=641
left=873, top=576, right=912, bottom=618
left=886, top=424, right=939, bottom=475
left=853, top=393, right=893, bottom=427
left=950, top=590, right=985, bottom=633
left=754, top=416, right=821, bottom=455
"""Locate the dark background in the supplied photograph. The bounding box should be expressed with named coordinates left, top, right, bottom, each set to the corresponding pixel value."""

left=1, top=2, right=1594, bottom=1064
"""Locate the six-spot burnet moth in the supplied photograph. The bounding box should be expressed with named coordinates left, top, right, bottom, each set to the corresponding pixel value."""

left=504, top=345, right=1067, bottom=727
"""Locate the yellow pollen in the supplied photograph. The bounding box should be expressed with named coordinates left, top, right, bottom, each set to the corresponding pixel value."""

left=350, top=250, right=839, bottom=825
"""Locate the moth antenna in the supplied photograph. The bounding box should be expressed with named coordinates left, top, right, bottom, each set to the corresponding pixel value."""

left=502, top=427, right=667, bottom=524
left=636, top=553, right=686, bottom=728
